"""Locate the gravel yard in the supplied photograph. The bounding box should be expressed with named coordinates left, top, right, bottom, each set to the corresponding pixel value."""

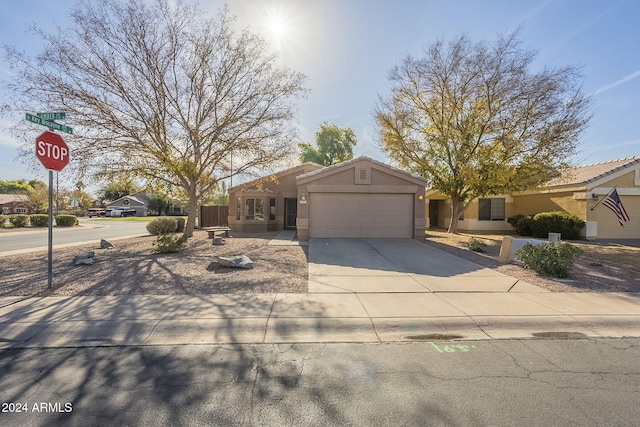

left=0, top=231, right=308, bottom=297
left=424, top=229, right=640, bottom=292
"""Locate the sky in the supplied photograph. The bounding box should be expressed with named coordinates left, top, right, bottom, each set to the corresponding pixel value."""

left=1, top=0, right=639, bottom=194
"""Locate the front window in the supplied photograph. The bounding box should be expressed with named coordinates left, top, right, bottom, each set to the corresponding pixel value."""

left=245, top=198, right=264, bottom=220
left=15, top=205, right=27, bottom=214
left=478, top=198, right=505, bottom=221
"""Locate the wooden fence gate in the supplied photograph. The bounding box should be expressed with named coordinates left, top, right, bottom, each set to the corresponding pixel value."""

left=200, top=205, right=229, bottom=227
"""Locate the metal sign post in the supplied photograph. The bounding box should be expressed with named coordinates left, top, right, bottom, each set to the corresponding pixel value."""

left=27, top=113, right=72, bottom=289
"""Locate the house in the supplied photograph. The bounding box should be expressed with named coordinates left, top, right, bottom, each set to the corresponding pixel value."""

left=0, top=194, right=36, bottom=215
left=104, top=191, right=187, bottom=217
left=228, top=157, right=428, bottom=240
left=426, top=157, right=640, bottom=239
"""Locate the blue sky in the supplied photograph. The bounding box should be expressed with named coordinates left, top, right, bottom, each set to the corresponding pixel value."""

left=1, top=0, right=639, bottom=193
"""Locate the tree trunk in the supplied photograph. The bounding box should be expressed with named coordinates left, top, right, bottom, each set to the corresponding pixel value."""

left=183, top=184, right=198, bottom=238
left=447, top=196, right=462, bottom=234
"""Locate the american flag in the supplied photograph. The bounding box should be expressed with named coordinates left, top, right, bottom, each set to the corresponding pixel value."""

left=601, top=189, right=630, bottom=226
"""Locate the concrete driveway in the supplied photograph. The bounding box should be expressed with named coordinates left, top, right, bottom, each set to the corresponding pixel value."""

left=308, top=239, right=543, bottom=293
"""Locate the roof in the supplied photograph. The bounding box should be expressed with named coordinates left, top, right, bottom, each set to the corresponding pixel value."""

left=0, top=194, right=29, bottom=204
left=296, top=156, right=428, bottom=185
left=105, top=194, right=148, bottom=206
left=547, top=157, right=640, bottom=187
left=228, top=162, right=324, bottom=192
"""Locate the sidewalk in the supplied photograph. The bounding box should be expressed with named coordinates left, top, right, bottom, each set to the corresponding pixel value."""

left=1, top=291, right=639, bottom=349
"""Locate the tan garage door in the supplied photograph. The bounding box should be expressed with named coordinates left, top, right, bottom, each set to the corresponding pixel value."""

left=309, top=193, right=414, bottom=238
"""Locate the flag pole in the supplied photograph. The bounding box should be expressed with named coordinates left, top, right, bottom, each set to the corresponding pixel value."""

left=590, top=186, right=616, bottom=211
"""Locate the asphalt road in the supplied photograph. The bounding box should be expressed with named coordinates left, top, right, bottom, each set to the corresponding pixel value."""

left=0, top=220, right=149, bottom=253
left=0, top=338, right=638, bottom=426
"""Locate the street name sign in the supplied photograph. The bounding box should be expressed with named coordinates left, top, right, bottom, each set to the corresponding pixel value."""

left=25, top=113, right=73, bottom=134
left=37, top=112, right=66, bottom=121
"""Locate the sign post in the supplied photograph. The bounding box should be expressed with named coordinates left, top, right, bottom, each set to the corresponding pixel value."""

left=26, top=113, right=72, bottom=288
left=33, top=127, right=71, bottom=288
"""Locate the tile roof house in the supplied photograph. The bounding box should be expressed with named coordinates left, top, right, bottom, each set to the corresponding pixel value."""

left=426, top=157, right=640, bottom=239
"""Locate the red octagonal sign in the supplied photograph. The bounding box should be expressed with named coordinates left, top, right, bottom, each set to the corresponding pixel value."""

left=36, top=131, right=70, bottom=171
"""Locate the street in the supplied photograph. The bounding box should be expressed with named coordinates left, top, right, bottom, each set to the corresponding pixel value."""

left=1, top=338, right=639, bottom=426
left=0, top=220, right=149, bottom=254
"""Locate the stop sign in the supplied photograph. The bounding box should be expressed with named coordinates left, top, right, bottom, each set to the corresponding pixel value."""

left=35, top=131, right=70, bottom=171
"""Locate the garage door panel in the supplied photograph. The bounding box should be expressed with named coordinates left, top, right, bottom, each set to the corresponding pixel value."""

left=309, top=193, right=413, bottom=238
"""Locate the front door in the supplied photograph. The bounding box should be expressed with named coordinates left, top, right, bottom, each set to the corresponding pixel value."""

left=284, top=198, right=297, bottom=229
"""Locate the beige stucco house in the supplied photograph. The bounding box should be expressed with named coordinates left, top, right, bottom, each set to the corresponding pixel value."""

left=228, top=157, right=427, bottom=240
left=426, top=157, right=640, bottom=239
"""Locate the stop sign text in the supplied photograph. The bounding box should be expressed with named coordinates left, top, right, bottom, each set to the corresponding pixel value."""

left=35, top=131, right=70, bottom=171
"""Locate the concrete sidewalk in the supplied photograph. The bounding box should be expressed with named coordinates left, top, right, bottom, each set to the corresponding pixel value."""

left=1, top=292, right=639, bottom=349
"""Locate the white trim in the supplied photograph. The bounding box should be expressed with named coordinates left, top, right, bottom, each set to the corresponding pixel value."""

left=635, top=168, right=640, bottom=186
left=590, top=187, right=640, bottom=196
left=586, top=221, right=598, bottom=239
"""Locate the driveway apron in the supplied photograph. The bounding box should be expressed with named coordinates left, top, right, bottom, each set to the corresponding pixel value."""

left=308, top=238, right=540, bottom=293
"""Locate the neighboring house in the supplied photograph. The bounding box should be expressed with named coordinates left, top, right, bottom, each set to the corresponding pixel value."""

left=0, top=194, right=36, bottom=215
left=104, top=190, right=187, bottom=217
left=228, top=157, right=428, bottom=240
left=426, top=157, right=640, bottom=239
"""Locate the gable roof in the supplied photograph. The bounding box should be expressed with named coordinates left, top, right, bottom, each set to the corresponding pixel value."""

left=296, top=156, right=428, bottom=185
left=0, top=194, right=30, bottom=204
left=547, top=157, right=640, bottom=187
left=228, top=162, right=324, bottom=192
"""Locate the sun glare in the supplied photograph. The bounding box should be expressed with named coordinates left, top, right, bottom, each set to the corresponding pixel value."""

left=264, top=9, right=291, bottom=50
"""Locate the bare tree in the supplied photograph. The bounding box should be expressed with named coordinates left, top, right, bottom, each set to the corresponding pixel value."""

left=375, top=31, right=591, bottom=233
left=4, top=0, right=307, bottom=237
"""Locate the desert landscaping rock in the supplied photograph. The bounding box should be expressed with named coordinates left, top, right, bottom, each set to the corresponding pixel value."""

left=216, top=255, right=253, bottom=269
left=73, top=251, right=95, bottom=266
left=100, top=239, right=115, bottom=249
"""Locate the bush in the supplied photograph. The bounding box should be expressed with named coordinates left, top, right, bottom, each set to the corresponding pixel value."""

left=30, top=214, right=49, bottom=227
left=175, top=217, right=186, bottom=233
left=467, top=237, right=487, bottom=253
left=0, top=214, right=4, bottom=228
left=146, top=217, right=178, bottom=235
left=152, top=234, right=188, bottom=254
left=9, top=214, right=29, bottom=227
left=530, top=211, right=585, bottom=240
left=515, top=242, right=583, bottom=278
left=55, top=214, right=79, bottom=227
left=507, top=214, right=534, bottom=236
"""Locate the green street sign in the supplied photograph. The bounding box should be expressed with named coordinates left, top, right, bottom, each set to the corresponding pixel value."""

left=37, top=112, right=66, bottom=121
left=26, top=113, right=73, bottom=135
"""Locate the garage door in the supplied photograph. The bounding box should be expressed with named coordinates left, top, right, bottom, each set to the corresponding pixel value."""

left=309, top=193, right=414, bottom=238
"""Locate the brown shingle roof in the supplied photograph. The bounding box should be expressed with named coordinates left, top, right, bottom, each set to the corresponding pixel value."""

left=0, top=194, right=30, bottom=204
left=547, top=157, right=640, bottom=187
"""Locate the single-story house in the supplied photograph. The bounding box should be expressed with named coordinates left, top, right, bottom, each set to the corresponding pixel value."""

left=228, top=157, right=427, bottom=240
left=426, top=156, right=640, bottom=239
left=104, top=191, right=187, bottom=217
left=0, top=194, right=36, bottom=215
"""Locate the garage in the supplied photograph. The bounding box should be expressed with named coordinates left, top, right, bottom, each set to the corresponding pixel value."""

left=309, top=193, right=413, bottom=238
left=296, top=156, right=428, bottom=240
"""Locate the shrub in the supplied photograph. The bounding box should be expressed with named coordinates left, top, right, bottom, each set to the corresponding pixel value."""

left=152, top=234, right=188, bottom=254
left=515, top=242, right=583, bottom=278
left=530, top=211, right=585, bottom=240
left=0, top=214, right=4, bottom=228
left=146, top=217, right=178, bottom=235
left=9, top=214, right=29, bottom=227
left=507, top=214, right=534, bottom=236
left=55, top=214, right=79, bottom=227
left=30, top=214, right=49, bottom=227
left=175, top=217, right=186, bottom=233
left=467, top=237, right=487, bottom=253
